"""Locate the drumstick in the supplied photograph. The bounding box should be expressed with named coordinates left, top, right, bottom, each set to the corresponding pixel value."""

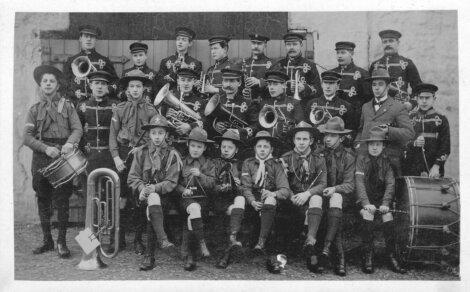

left=124, top=131, right=147, bottom=163
left=421, top=119, right=430, bottom=173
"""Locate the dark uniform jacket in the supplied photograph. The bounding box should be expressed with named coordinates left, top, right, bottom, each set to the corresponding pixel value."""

left=274, top=54, right=323, bottom=108
left=317, top=144, right=355, bottom=195
left=127, top=142, right=182, bottom=197
left=243, top=54, right=273, bottom=101
left=159, top=90, right=208, bottom=131
left=175, top=155, right=216, bottom=198
left=206, top=56, right=231, bottom=89
left=63, top=49, right=118, bottom=102
left=121, top=64, right=160, bottom=103
left=280, top=149, right=327, bottom=197
left=404, top=107, right=450, bottom=176
left=158, top=52, right=203, bottom=90
left=355, top=153, right=395, bottom=208
left=240, top=157, right=290, bottom=204
left=370, top=53, right=422, bottom=105
left=109, top=96, right=158, bottom=158
left=306, top=94, right=356, bottom=134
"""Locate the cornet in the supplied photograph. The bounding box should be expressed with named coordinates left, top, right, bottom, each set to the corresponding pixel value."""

left=293, top=70, right=301, bottom=100
left=72, top=56, right=97, bottom=78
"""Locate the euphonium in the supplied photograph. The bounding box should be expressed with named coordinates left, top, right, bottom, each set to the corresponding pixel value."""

left=259, top=105, right=278, bottom=129
left=204, top=94, right=248, bottom=134
left=72, top=56, right=97, bottom=78
left=77, top=168, right=120, bottom=270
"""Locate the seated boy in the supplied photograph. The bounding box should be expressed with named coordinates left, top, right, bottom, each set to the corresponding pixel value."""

left=127, top=114, right=182, bottom=271
left=355, top=126, right=406, bottom=274
left=176, top=127, right=216, bottom=271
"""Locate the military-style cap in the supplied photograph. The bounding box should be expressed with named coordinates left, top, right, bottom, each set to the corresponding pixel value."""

left=287, top=121, right=319, bottom=137
left=221, top=65, right=243, bottom=79
left=78, top=24, right=102, bottom=37
left=119, top=69, right=152, bottom=88
left=335, top=41, right=356, bottom=51
left=265, top=70, right=289, bottom=83
left=209, top=35, right=231, bottom=46
left=321, top=71, right=342, bottom=82
left=33, top=65, right=64, bottom=85
left=415, top=83, right=439, bottom=95
left=129, top=42, right=148, bottom=54
left=360, top=126, right=388, bottom=142
left=379, top=29, right=402, bottom=40
left=249, top=130, right=280, bottom=147
left=177, top=68, right=198, bottom=79
left=283, top=32, right=305, bottom=42
left=317, top=116, right=352, bottom=134
left=88, top=70, right=112, bottom=83
left=213, top=129, right=243, bottom=146
left=249, top=34, right=270, bottom=42
left=142, top=114, right=174, bottom=131
left=186, top=127, right=214, bottom=144
left=175, top=27, right=196, bottom=40
left=364, top=68, right=396, bottom=83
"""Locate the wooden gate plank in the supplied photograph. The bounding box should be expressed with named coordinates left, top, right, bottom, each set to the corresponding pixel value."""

left=153, top=40, right=169, bottom=72
left=108, top=40, right=124, bottom=76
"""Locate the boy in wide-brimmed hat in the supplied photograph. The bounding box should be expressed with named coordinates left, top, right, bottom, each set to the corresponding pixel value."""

left=175, top=127, right=216, bottom=271
left=240, top=131, right=290, bottom=257
left=355, top=126, right=406, bottom=275
left=127, top=114, right=182, bottom=271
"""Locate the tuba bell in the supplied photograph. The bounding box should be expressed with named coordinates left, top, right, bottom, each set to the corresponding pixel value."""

left=259, top=105, right=278, bottom=129
left=71, top=56, right=97, bottom=78
left=204, top=94, right=248, bottom=134
left=77, top=168, right=120, bottom=270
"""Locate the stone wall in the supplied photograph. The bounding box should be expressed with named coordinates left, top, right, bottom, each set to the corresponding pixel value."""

left=289, top=11, right=459, bottom=179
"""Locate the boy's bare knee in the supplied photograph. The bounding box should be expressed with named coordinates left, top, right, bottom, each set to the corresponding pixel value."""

left=186, top=203, right=201, bottom=218
left=360, top=209, right=374, bottom=221
left=264, top=196, right=277, bottom=206
left=382, top=212, right=393, bottom=222
left=309, top=195, right=322, bottom=208
left=233, top=196, right=245, bottom=209
left=147, top=193, right=161, bottom=206
left=329, top=193, right=343, bottom=209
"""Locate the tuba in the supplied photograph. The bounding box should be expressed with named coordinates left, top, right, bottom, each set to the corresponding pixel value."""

left=72, top=56, right=97, bottom=78
left=204, top=94, right=248, bottom=134
left=154, top=84, right=202, bottom=127
left=77, top=168, right=120, bottom=270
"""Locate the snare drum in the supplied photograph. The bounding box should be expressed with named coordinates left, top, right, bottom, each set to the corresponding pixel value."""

left=39, top=148, right=88, bottom=188
left=395, top=176, right=460, bottom=263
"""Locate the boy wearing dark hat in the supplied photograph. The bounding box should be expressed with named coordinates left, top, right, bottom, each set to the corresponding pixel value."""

left=109, top=70, right=158, bottom=254
left=121, top=42, right=160, bottom=103
left=24, top=65, right=83, bottom=258
left=204, top=36, right=232, bottom=93
left=369, top=29, right=422, bottom=104
left=211, top=130, right=245, bottom=269
left=273, top=32, right=322, bottom=108
left=63, top=24, right=118, bottom=102
left=240, top=131, right=290, bottom=255
left=241, top=33, right=273, bottom=101
left=404, top=83, right=450, bottom=177
left=355, top=126, right=406, bottom=274
left=176, top=127, right=216, bottom=271
left=314, top=116, right=355, bottom=275
left=127, top=114, right=183, bottom=271
left=158, top=27, right=202, bottom=91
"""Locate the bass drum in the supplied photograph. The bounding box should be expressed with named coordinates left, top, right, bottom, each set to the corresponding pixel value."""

left=395, top=176, right=460, bottom=263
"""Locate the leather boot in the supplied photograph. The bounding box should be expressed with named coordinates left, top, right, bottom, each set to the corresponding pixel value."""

left=384, top=221, right=406, bottom=274
left=253, top=237, right=266, bottom=256
left=134, top=238, right=145, bottom=255
left=361, top=220, right=374, bottom=274
left=139, top=255, right=155, bottom=271
left=334, top=226, right=346, bottom=276
left=184, top=255, right=196, bottom=271
left=229, top=233, right=243, bottom=262
left=32, top=235, right=54, bottom=254
left=216, top=247, right=232, bottom=269
left=57, top=241, right=71, bottom=259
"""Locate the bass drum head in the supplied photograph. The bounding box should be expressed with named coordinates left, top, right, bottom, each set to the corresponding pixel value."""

left=395, top=176, right=460, bottom=263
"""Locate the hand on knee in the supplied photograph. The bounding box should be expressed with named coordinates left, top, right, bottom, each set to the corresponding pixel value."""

left=147, top=193, right=161, bottom=206
left=308, top=195, right=322, bottom=208
left=329, top=193, right=343, bottom=209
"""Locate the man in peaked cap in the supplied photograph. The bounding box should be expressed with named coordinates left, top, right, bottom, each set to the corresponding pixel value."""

left=158, top=27, right=202, bottom=91
left=204, top=35, right=233, bottom=94
left=63, top=24, right=118, bottom=103
left=369, top=29, right=422, bottom=108
left=273, top=32, right=323, bottom=109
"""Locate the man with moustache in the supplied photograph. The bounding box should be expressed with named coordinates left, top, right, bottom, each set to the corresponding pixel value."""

left=204, top=36, right=232, bottom=95
left=63, top=25, right=118, bottom=103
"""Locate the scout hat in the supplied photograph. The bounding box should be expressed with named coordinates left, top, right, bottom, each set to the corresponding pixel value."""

left=379, top=29, right=402, bottom=40
left=364, top=68, right=396, bottom=83
left=317, top=116, right=352, bottom=134
left=175, top=27, right=196, bottom=40
left=321, top=71, right=342, bottom=82
left=415, top=83, right=439, bottom=95
left=360, top=126, right=388, bottom=142
left=249, top=33, right=270, bottom=43
left=33, top=65, right=64, bottom=85
left=87, top=70, right=112, bottom=83
left=141, top=114, right=174, bottom=131
left=177, top=68, right=199, bottom=79
left=283, top=32, right=305, bottom=42
left=78, top=24, right=102, bottom=37
left=335, top=41, right=356, bottom=51
left=265, top=70, right=289, bottom=83
left=288, top=121, right=319, bottom=138
left=249, top=130, right=280, bottom=147
left=119, top=69, right=152, bottom=88
left=208, top=35, right=231, bottom=46
left=185, top=127, right=214, bottom=143
left=129, top=42, right=148, bottom=54
left=213, top=129, right=244, bottom=147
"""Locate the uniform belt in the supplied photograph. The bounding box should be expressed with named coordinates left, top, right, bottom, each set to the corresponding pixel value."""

left=89, top=145, right=109, bottom=150
left=41, top=137, right=68, bottom=145
left=86, top=126, right=110, bottom=130
left=420, top=132, right=438, bottom=139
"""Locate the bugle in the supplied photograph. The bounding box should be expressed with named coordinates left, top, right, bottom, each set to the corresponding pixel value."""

left=204, top=94, right=248, bottom=134
left=72, top=56, right=97, bottom=78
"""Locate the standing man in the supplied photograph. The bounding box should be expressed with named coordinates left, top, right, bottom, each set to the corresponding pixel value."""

left=369, top=30, right=422, bottom=109
left=63, top=24, right=118, bottom=103
left=274, top=32, right=322, bottom=108
left=204, top=36, right=232, bottom=95
left=158, top=27, right=202, bottom=91
left=355, top=68, right=415, bottom=176
left=242, top=34, right=273, bottom=102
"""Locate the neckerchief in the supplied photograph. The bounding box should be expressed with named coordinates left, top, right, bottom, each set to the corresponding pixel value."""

left=129, top=96, right=145, bottom=139
left=149, top=141, right=168, bottom=173
left=255, top=154, right=273, bottom=187
left=368, top=155, right=382, bottom=188
left=293, top=147, right=311, bottom=183
left=40, top=91, right=62, bottom=122
left=325, top=144, right=341, bottom=187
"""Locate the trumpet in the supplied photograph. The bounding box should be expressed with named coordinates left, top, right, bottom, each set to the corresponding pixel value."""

left=72, top=56, right=97, bottom=78
left=293, top=70, right=301, bottom=101
left=204, top=94, right=248, bottom=134
left=77, top=168, right=120, bottom=270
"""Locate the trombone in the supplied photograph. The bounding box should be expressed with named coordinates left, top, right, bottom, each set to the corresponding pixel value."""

left=72, top=56, right=97, bottom=78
